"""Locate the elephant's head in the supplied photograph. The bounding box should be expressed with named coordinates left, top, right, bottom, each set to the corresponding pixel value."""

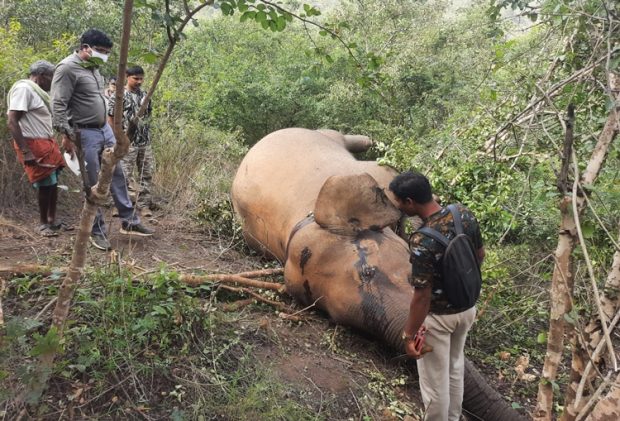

left=285, top=173, right=412, bottom=349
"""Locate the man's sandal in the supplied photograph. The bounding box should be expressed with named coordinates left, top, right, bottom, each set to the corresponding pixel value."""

left=36, top=224, right=59, bottom=237
left=51, top=221, right=74, bottom=231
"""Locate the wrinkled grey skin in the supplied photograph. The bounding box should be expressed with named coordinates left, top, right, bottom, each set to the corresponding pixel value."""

left=232, top=128, right=527, bottom=420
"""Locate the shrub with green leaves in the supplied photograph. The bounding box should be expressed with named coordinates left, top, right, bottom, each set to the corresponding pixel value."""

left=1, top=269, right=315, bottom=419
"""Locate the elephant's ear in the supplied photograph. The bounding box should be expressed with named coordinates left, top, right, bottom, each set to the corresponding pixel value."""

left=314, top=173, right=401, bottom=235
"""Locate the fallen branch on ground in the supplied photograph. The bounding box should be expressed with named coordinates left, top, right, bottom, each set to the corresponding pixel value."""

left=0, top=263, right=289, bottom=318
left=235, top=268, right=283, bottom=278
left=0, top=218, right=39, bottom=241
left=221, top=297, right=256, bottom=312
left=0, top=264, right=285, bottom=291
left=0, top=264, right=63, bottom=279
left=0, top=278, right=6, bottom=326
left=179, top=273, right=286, bottom=293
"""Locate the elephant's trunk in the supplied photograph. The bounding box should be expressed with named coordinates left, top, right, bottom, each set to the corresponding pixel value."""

left=370, top=288, right=528, bottom=421
left=463, top=358, right=529, bottom=420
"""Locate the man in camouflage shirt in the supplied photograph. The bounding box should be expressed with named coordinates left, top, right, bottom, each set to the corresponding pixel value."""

left=107, top=65, right=156, bottom=216
left=389, top=171, right=485, bottom=421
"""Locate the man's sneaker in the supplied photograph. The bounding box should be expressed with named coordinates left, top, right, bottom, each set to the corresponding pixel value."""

left=90, top=234, right=112, bottom=251
left=120, top=222, right=154, bottom=237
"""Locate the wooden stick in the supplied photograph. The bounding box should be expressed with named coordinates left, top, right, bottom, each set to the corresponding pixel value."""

left=179, top=273, right=286, bottom=293
left=0, top=278, right=6, bottom=327
left=0, top=264, right=62, bottom=278
left=235, top=268, right=283, bottom=278
left=221, top=298, right=256, bottom=312
left=218, top=285, right=308, bottom=322
left=575, top=308, right=620, bottom=405
left=0, top=264, right=286, bottom=294
left=0, top=219, right=38, bottom=241
left=571, top=150, right=617, bottom=371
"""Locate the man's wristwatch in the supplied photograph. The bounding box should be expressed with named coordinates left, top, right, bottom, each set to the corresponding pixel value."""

left=401, top=331, right=415, bottom=342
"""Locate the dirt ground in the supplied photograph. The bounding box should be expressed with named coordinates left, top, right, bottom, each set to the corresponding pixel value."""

left=0, top=195, right=530, bottom=420
left=0, top=196, right=429, bottom=420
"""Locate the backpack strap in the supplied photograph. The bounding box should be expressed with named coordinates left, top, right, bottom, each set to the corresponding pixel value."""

left=416, top=226, right=449, bottom=247
left=415, top=204, right=463, bottom=247
left=447, top=204, right=464, bottom=235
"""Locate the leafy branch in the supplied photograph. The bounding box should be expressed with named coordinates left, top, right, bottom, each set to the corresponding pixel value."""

left=220, top=0, right=388, bottom=95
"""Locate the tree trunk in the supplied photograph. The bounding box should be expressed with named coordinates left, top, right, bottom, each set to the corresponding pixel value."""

left=24, top=0, right=135, bottom=405
left=562, top=225, right=620, bottom=421
left=534, top=196, right=577, bottom=420
left=534, top=104, right=577, bottom=420
left=535, top=73, right=619, bottom=420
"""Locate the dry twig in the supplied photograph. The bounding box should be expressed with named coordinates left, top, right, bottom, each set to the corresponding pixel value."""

left=0, top=218, right=38, bottom=241
left=570, top=151, right=617, bottom=371
left=0, top=278, right=6, bottom=327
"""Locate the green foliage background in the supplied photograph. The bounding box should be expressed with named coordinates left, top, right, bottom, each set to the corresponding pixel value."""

left=2, top=0, right=617, bottom=244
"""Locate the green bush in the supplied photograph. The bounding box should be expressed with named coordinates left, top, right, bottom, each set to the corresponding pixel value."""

left=1, top=268, right=315, bottom=419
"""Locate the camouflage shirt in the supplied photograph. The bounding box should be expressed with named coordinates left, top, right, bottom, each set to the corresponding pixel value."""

left=408, top=203, right=483, bottom=315
left=107, top=88, right=152, bottom=146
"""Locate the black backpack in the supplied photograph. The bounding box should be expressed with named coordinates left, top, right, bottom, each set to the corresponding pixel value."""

left=416, top=204, right=482, bottom=309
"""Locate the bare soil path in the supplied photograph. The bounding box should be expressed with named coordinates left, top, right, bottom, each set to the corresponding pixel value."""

left=0, top=201, right=426, bottom=420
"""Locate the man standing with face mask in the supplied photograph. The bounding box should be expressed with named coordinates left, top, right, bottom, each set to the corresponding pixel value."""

left=51, top=28, right=154, bottom=251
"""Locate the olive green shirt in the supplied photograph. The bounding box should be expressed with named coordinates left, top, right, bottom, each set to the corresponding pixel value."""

left=51, top=53, right=107, bottom=136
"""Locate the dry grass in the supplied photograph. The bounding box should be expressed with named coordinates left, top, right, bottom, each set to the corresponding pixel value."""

left=151, top=120, right=247, bottom=215
left=0, top=140, right=33, bottom=207
left=0, top=118, right=245, bottom=221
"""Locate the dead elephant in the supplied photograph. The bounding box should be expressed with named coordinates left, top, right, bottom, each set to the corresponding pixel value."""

left=231, top=128, right=527, bottom=420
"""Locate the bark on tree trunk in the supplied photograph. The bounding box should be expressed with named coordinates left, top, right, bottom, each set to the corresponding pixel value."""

left=534, top=196, right=577, bottom=420
left=535, top=73, right=619, bottom=420
left=24, top=0, right=136, bottom=405
left=562, top=225, right=620, bottom=421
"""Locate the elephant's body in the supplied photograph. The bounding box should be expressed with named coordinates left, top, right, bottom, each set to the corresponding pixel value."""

left=231, top=128, right=396, bottom=259
left=232, top=128, right=526, bottom=420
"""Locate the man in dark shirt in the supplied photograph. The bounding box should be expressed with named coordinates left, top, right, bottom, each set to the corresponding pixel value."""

left=107, top=66, right=156, bottom=216
left=51, top=28, right=154, bottom=251
left=389, top=171, right=485, bottom=421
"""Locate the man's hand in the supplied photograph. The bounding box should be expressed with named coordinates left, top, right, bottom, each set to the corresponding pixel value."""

left=405, top=338, right=423, bottom=359
left=404, top=337, right=433, bottom=359
left=62, top=134, right=75, bottom=155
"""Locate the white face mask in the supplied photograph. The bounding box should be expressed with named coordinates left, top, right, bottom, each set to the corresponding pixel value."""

left=84, top=44, right=110, bottom=63
left=90, top=49, right=110, bottom=63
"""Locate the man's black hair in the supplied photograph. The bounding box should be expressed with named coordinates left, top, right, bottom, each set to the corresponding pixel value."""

left=80, top=29, right=113, bottom=49
left=389, top=171, right=433, bottom=204
left=126, top=66, right=145, bottom=76
left=109, top=76, right=117, bottom=82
